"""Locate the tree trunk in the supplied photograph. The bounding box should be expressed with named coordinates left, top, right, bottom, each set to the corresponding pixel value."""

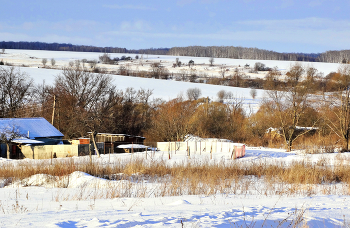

left=91, top=132, right=100, bottom=157
left=6, top=143, right=10, bottom=159
left=286, top=140, right=292, bottom=152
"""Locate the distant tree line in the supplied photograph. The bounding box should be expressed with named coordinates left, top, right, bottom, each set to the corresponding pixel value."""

left=318, top=50, right=350, bottom=63
left=0, top=41, right=169, bottom=55
left=168, top=46, right=350, bottom=63
left=168, top=46, right=319, bottom=62
left=2, top=41, right=350, bottom=63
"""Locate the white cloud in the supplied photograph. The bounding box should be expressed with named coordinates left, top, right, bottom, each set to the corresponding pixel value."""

left=236, top=18, right=350, bottom=31
left=104, top=17, right=350, bottom=51
left=309, top=0, right=324, bottom=7
left=177, top=0, right=219, bottom=6
left=22, top=22, right=34, bottom=30
left=52, top=20, right=100, bottom=32
left=103, top=4, right=156, bottom=11
left=209, top=12, right=216, bottom=17
left=279, top=0, right=294, bottom=8
left=120, top=20, right=152, bottom=32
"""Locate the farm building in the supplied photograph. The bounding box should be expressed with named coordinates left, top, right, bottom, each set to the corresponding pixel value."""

left=87, top=133, right=146, bottom=154
left=0, top=118, right=148, bottom=159
left=0, top=117, right=64, bottom=159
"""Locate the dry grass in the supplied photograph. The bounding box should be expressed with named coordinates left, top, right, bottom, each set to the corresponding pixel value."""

left=1, top=156, right=350, bottom=198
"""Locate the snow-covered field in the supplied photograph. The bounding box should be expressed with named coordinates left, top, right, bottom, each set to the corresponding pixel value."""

left=1, top=49, right=341, bottom=77
left=0, top=50, right=348, bottom=227
left=1, top=148, right=350, bottom=227
left=0, top=49, right=342, bottom=113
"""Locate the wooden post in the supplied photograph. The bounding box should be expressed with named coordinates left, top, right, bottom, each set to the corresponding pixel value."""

left=210, top=144, right=212, bottom=159
left=206, top=96, right=209, bottom=117
left=187, top=141, right=188, bottom=156
left=51, top=95, right=56, bottom=125
left=89, top=144, right=92, bottom=166
left=57, top=99, right=60, bottom=130
left=168, top=144, right=170, bottom=159
left=231, top=146, right=236, bottom=160
left=195, top=141, right=197, bottom=154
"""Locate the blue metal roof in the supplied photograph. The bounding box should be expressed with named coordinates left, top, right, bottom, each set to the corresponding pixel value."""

left=0, top=117, right=64, bottom=139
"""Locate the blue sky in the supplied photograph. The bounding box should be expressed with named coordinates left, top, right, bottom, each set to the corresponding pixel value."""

left=1, top=0, right=349, bottom=53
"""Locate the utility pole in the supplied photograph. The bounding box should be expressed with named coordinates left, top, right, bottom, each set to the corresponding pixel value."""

left=206, top=96, right=209, bottom=117
left=52, top=95, right=56, bottom=125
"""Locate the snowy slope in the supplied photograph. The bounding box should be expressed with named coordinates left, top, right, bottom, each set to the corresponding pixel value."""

left=0, top=49, right=342, bottom=113
left=0, top=148, right=350, bottom=227
left=1, top=49, right=341, bottom=76
left=1, top=66, right=262, bottom=113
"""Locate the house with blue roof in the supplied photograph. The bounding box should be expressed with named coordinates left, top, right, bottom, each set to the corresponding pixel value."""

left=0, top=117, right=64, bottom=159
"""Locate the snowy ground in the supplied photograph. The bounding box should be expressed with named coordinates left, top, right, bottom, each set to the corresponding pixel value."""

left=1, top=148, right=350, bottom=227
left=0, top=50, right=348, bottom=227
left=0, top=49, right=268, bottom=113
left=1, top=49, right=341, bottom=113
left=0, top=49, right=341, bottom=78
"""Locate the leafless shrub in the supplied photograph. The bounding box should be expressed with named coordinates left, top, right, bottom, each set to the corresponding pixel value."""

left=250, top=88, right=257, bottom=99
left=51, top=58, right=56, bottom=67
left=187, top=88, right=202, bottom=101
left=42, top=58, right=47, bottom=67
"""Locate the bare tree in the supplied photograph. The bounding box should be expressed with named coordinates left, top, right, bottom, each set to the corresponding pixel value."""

left=219, top=65, right=226, bottom=78
left=0, top=66, right=33, bottom=117
left=42, top=58, right=47, bottom=67
left=82, top=59, right=87, bottom=67
left=217, top=90, right=227, bottom=103
left=254, top=62, right=266, bottom=72
left=322, top=65, right=350, bottom=151
left=179, top=69, right=188, bottom=81
left=209, top=57, right=214, bottom=66
left=187, top=88, right=202, bottom=101
left=99, top=53, right=111, bottom=64
left=264, top=64, right=317, bottom=151
left=150, top=62, right=168, bottom=79
left=51, top=58, right=56, bottom=67
left=89, top=60, right=97, bottom=69
left=1, top=48, right=4, bottom=54
left=0, top=125, right=24, bottom=159
left=250, top=88, right=257, bottom=99
left=55, top=64, right=118, bottom=156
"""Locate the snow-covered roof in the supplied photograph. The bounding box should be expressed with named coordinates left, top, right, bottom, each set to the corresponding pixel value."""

left=184, top=134, right=233, bottom=143
left=0, top=117, right=63, bottom=139
left=117, top=144, right=148, bottom=149
left=12, top=138, right=45, bottom=144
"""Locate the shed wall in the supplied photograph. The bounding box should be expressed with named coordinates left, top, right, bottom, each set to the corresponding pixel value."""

left=21, top=145, right=78, bottom=159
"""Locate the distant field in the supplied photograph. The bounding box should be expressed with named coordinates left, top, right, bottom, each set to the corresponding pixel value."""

left=0, top=49, right=342, bottom=113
